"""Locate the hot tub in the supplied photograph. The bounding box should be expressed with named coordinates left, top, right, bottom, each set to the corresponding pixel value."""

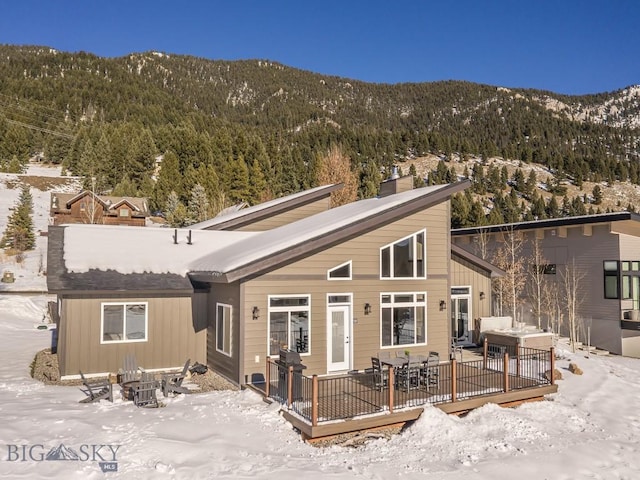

left=483, top=328, right=554, bottom=351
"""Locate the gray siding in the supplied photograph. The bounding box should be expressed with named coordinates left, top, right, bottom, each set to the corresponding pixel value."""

left=58, top=294, right=206, bottom=377
left=454, top=223, right=626, bottom=355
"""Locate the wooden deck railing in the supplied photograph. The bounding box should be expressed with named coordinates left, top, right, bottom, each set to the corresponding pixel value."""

left=262, top=345, right=555, bottom=425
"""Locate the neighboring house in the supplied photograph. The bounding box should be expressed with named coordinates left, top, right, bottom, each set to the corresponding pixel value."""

left=50, top=191, right=149, bottom=226
left=452, top=212, right=640, bottom=357
left=48, top=178, right=501, bottom=384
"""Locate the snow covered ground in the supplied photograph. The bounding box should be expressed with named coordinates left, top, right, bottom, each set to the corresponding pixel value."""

left=1, top=165, right=640, bottom=478
left=2, top=295, right=640, bottom=479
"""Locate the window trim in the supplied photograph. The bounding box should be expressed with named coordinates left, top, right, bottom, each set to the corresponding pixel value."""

left=327, top=260, right=352, bottom=281
left=216, top=302, right=232, bottom=357
left=379, top=229, right=426, bottom=280
left=267, top=294, right=311, bottom=356
left=379, top=291, right=427, bottom=348
left=100, top=301, right=148, bottom=344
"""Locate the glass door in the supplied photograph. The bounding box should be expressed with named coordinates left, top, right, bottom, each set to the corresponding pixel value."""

left=327, top=305, right=351, bottom=372
left=451, top=287, right=472, bottom=345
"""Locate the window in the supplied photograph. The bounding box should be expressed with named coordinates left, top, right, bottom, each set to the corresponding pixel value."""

left=380, top=230, right=426, bottom=279
left=101, top=302, right=147, bottom=343
left=604, top=261, right=619, bottom=299
left=328, top=261, right=352, bottom=280
left=268, top=295, right=310, bottom=355
left=380, top=293, right=426, bottom=347
left=119, top=208, right=130, bottom=217
left=534, top=264, right=556, bottom=275
left=216, top=303, right=232, bottom=356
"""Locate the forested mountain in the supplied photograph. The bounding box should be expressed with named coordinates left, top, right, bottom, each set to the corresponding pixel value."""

left=0, top=45, right=639, bottom=226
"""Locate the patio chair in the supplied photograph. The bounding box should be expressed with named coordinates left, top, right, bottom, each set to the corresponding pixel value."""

left=161, top=359, right=191, bottom=397
left=132, top=378, right=159, bottom=408
left=79, top=371, right=113, bottom=403
left=370, top=357, right=388, bottom=391
left=422, top=353, right=440, bottom=390
left=120, top=353, right=143, bottom=384
left=396, top=356, right=421, bottom=392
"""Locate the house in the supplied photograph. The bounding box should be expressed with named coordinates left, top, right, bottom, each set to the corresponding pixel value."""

left=48, top=178, right=505, bottom=384
left=452, top=212, right=640, bottom=357
left=50, top=191, right=149, bottom=226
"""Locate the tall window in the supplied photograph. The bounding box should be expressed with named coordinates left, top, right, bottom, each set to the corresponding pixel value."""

left=101, top=302, right=147, bottom=343
left=268, top=295, right=310, bottom=355
left=604, top=261, right=620, bottom=299
left=380, top=293, right=426, bottom=347
left=380, top=230, right=426, bottom=279
left=216, top=303, right=232, bottom=356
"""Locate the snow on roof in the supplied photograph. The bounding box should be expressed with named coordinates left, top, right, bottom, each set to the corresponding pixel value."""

left=63, top=183, right=453, bottom=278
left=63, top=225, right=258, bottom=276
left=191, top=184, right=452, bottom=274
left=188, top=184, right=338, bottom=230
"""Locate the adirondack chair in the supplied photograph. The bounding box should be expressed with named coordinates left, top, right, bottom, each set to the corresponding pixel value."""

left=120, top=353, right=142, bottom=384
left=79, top=371, right=113, bottom=403
left=161, top=359, right=191, bottom=397
left=132, top=380, right=159, bottom=408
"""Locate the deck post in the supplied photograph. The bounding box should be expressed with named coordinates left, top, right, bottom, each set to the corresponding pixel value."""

left=451, top=359, right=457, bottom=402
left=549, top=346, right=556, bottom=385
left=483, top=337, right=488, bottom=369
left=503, top=352, right=510, bottom=393
left=265, top=357, right=271, bottom=397
left=287, top=365, right=293, bottom=408
left=515, top=342, right=520, bottom=378
left=311, top=375, right=319, bottom=427
left=388, top=367, right=395, bottom=413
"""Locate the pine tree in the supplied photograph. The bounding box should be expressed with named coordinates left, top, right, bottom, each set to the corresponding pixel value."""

left=165, top=191, right=188, bottom=228
left=1, top=185, right=35, bottom=251
left=152, top=150, right=182, bottom=212
left=187, top=184, right=211, bottom=224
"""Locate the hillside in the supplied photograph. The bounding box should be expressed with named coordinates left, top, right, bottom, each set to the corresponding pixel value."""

left=0, top=45, right=639, bottom=225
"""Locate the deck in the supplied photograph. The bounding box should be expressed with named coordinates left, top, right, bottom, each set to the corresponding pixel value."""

left=258, top=346, right=557, bottom=440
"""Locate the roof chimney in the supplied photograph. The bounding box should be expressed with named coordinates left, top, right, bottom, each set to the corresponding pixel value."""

left=379, top=165, right=414, bottom=197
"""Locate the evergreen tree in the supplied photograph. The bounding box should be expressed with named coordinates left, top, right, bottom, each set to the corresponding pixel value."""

left=165, top=191, right=188, bottom=228
left=1, top=185, right=35, bottom=251
left=592, top=185, right=603, bottom=205
left=152, top=150, right=182, bottom=212
left=187, top=184, right=211, bottom=224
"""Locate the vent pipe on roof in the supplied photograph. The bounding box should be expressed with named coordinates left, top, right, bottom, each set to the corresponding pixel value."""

left=390, top=165, right=400, bottom=180
left=173, top=229, right=178, bottom=245
left=187, top=230, right=192, bottom=245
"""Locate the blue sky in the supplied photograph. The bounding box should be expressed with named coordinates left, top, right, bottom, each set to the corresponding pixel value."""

left=1, top=0, right=638, bottom=95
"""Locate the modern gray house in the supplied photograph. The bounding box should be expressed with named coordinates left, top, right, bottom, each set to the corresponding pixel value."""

left=452, top=212, right=640, bottom=357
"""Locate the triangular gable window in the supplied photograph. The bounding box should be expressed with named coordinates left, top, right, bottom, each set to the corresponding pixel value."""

left=328, top=261, right=352, bottom=280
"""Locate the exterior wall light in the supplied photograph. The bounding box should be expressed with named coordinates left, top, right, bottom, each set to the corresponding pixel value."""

left=364, top=303, right=372, bottom=315
left=439, top=300, right=447, bottom=311
left=479, top=291, right=486, bottom=300
left=252, top=306, right=260, bottom=320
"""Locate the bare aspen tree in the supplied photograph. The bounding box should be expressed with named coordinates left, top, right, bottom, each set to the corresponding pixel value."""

left=80, top=181, right=104, bottom=225
left=472, top=228, right=491, bottom=261
left=526, top=237, right=550, bottom=329
left=316, top=144, right=358, bottom=207
left=562, top=257, right=586, bottom=353
left=541, top=279, right=562, bottom=333
left=492, top=227, right=526, bottom=326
